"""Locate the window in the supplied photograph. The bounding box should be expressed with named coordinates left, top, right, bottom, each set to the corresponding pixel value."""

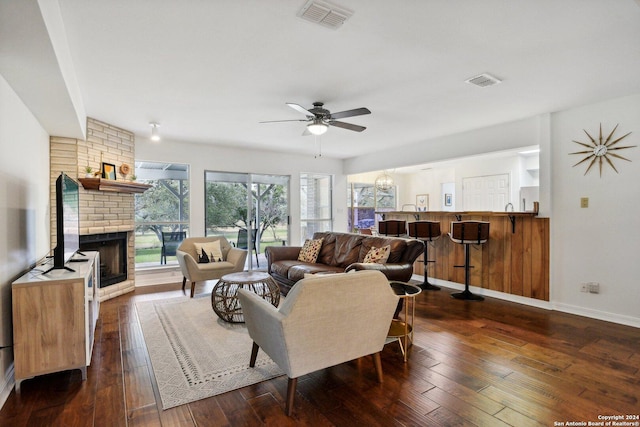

left=300, top=173, right=332, bottom=242
left=348, top=183, right=396, bottom=232
left=134, top=162, right=189, bottom=267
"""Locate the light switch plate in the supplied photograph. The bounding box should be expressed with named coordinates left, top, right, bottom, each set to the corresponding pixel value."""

left=580, top=197, right=589, bottom=208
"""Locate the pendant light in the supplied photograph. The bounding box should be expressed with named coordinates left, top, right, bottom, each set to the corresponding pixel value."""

left=375, top=170, right=394, bottom=191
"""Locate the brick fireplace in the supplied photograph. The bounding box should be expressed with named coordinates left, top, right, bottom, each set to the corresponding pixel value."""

left=50, top=117, right=137, bottom=301
left=79, top=232, right=128, bottom=287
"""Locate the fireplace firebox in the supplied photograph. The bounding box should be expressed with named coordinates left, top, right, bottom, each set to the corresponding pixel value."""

left=79, top=232, right=127, bottom=287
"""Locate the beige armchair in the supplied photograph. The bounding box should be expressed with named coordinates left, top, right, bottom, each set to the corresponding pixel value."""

left=176, top=236, right=247, bottom=297
left=237, top=270, right=399, bottom=416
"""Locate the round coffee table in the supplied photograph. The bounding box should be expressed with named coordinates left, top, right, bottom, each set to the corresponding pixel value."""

left=212, top=271, right=280, bottom=323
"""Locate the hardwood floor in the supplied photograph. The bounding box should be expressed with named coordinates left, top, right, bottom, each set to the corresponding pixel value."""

left=1, top=280, right=639, bottom=426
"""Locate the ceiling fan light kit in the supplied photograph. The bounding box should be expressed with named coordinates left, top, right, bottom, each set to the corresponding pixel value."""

left=307, top=119, right=328, bottom=135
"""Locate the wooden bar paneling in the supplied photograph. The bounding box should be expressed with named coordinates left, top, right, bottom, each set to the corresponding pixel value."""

left=511, top=218, right=524, bottom=296
left=532, top=217, right=550, bottom=300
left=383, top=211, right=550, bottom=301
left=487, top=216, right=505, bottom=293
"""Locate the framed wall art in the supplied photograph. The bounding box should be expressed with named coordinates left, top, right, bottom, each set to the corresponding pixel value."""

left=416, top=194, right=429, bottom=211
left=102, top=162, right=116, bottom=180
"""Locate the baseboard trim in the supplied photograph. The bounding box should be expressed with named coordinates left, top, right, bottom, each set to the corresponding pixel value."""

left=552, top=302, right=640, bottom=329
left=135, top=266, right=183, bottom=287
left=415, top=276, right=553, bottom=310
left=413, top=275, right=639, bottom=328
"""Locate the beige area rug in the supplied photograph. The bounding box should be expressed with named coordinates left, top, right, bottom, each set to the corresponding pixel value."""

left=136, top=296, right=283, bottom=409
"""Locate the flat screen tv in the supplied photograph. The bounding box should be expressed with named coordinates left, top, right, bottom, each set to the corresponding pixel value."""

left=45, top=172, right=80, bottom=274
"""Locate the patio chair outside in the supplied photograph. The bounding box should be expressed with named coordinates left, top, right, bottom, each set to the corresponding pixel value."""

left=161, top=231, right=187, bottom=264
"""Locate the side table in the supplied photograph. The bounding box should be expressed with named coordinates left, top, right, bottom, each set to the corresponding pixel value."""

left=212, top=271, right=280, bottom=323
left=386, top=281, right=421, bottom=362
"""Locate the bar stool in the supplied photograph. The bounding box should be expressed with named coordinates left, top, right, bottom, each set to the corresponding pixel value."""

left=379, top=219, right=408, bottom=318
left=448, top=221, right=490, bottom=301
left=378, top=220, right=406, bottom=237
left=408, top=221, right=441, bottom=291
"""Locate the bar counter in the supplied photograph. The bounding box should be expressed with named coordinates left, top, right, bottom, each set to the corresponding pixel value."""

left=379, top=211, right=549, bottom=301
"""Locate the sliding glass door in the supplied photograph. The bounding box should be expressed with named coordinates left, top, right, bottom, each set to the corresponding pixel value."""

left=205, top=171, right=289, bottom=270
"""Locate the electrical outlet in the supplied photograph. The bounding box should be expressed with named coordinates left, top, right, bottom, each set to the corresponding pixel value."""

left=580, top=197, right=589, bottom=208
left=581, top=282, right=600, bottom=293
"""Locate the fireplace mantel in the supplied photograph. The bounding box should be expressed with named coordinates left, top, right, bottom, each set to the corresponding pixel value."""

left=78, top=178, right=151, bottom=194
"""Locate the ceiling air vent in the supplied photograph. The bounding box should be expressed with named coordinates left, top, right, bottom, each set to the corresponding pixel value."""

left=465, top=73, right=502, bottom=88
left=297, top=0, right=353, bottom=30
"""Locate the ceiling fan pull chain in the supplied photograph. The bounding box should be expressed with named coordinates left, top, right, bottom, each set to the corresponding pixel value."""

left=314, top=135, right=322, bottom=158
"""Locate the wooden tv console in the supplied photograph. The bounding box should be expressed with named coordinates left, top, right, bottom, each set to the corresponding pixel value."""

left=11, top=251, right=100, bottom=392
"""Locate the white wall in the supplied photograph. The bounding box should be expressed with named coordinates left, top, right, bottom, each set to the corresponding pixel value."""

left=0, top=74, right=50, bottom=407
left=403, top=168, right=456, bottom=211
left=136, top=138, right=348, bottom=245
left=550, top=93, right=640, bottom=325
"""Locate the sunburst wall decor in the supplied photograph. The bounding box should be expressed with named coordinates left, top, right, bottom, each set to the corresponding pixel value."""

left=569, top=123, right=636, bottom=177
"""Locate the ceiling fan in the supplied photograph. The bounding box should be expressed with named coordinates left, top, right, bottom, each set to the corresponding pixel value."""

left=260, top=102, right=371, bottom=135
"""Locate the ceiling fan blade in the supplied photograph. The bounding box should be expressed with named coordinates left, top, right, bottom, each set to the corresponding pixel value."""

left=286, top=103, right=315, bottom=117
left=329, top=107, right=371, bottom=120
left=259, top=119, right=308, bottom=123
left=329, top=120, right=366, bottom=132
left=302, top=128, right=311, bottom=136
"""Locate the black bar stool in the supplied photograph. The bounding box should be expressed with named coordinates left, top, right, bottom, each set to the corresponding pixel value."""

left=408, top=221, right=441, bottom=291
left=448, top=221, right=490, bottom=301
left=378, top=220, right=406, bottom=237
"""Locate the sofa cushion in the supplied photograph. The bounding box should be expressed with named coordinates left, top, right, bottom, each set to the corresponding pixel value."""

left=288, top=263, right=344, bottom=282
left=270, top=260, right=301, bottom=279
left=333, top=235, right=364, bottom=267
left=315, top=232, right=337, bottom=265
left=298, top=238, right=324, bottom=263
left=313, top=232, right=365, bottom=268
left=363, top=245, right=391, bottom=264
left=194, top=261, right=235, bottom=271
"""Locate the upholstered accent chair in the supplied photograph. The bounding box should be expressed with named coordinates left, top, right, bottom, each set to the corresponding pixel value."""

left=176, top=236, right=247, bottom=297
left=237, top=270, right=399, bottom=416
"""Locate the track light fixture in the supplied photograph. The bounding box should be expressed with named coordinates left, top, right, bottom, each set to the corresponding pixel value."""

left=150, top=122, right=160, bottom=141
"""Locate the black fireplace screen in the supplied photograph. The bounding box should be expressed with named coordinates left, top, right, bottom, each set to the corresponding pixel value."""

left=79, top=232, right=127, bottom=287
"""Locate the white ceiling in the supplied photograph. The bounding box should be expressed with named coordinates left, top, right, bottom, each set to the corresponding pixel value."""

left=5, top=0, right=640, bottom=159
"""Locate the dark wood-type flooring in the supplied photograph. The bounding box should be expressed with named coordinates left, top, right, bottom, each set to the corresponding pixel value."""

left=1, top=280, right=639, bottom=426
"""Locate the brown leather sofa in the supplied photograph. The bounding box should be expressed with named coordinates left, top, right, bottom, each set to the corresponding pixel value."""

left=266, top=231, right=424, bottom=296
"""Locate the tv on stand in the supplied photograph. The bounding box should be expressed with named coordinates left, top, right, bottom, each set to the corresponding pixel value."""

left=44, top=172, right=82, bottom=274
